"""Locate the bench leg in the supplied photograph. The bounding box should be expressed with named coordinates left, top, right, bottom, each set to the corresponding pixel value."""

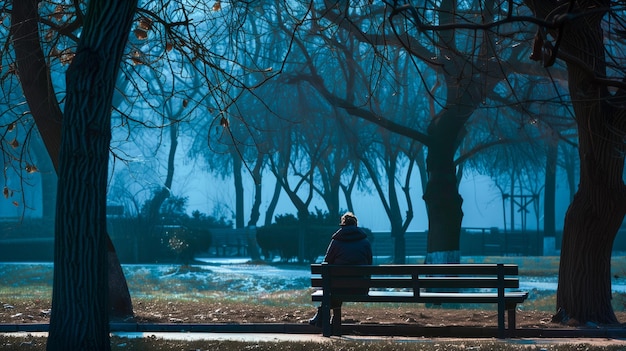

left=321, top=304, right=331, bottom=337
left=497, top=302, right=505, bottom=338
left=507, top=306, right=517, bottom=337
left=332, top=308, right=342, bottom=336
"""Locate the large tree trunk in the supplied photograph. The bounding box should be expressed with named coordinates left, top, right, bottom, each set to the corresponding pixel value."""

left=11, top=0, right=134, bottom=321
left=557, top=182, right=623, bottom=324
left=422, top=0, right=480, bottom=265
left=423, top=103, right=470, bottom=264
left=46, top=1, right=137, bottom=350
left=556, top=74, right=625, bottom=324
left=423, top=169, right=463, bottom=264
left=538, top=0, right=626, bottom=325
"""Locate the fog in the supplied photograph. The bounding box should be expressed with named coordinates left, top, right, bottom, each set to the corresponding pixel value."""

left=0, top=150, right=574, bottom=233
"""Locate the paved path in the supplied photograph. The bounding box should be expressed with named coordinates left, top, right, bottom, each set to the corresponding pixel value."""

left=113, top=331, right=332, bottom=343
left=4, top=331, right=626, bottom=348
left=4, top=322, right=626, bottom=348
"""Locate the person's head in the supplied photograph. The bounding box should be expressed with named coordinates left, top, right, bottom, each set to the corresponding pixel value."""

left=340, top=212, right=358, bottom=226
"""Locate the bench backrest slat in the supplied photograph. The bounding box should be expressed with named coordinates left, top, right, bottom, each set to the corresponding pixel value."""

left=311, top=264, right=518, bottom=276
left=311, top=276, right=520, bottom=289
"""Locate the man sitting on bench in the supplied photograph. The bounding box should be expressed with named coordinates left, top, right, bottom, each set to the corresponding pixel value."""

left=309, top=212, right=373, bottom=327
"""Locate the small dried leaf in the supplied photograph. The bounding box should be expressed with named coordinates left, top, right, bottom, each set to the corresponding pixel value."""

left=2, top=186, right=10, bottom=199
left=60, top=49, right=75, bottom=65
left=7, top=122, right=16, bottom=132
left=52, top=5, right=65, bottom=21
left=165, top=42, right=173, bottom=52
left=131, top=50, right=144, bottom=65
left=12, top=201, right=19, bottom=207
left=9, top=139, right=19, bottom=148
left=220, top=117, right=229, bottom=128
left=182, top=100, right=189, bottom=108
left=213, top=1, right=222, bottom=11
left=138, top=17, right=153, bottom=31
left=134, top=29, right=148, bottom=40
left=25, top=164, right=38, bottom=173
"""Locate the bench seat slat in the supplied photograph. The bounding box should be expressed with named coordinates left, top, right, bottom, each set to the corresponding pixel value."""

left=311, top=277, right=520, bottom=289
left=312, top=289, right=528, bottom=303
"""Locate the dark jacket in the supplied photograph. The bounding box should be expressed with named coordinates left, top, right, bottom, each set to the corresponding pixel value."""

left=323, top=225, right=373, bottom=265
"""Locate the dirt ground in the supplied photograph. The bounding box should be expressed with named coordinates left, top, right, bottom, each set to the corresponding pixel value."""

left=3, top=298, right=626, bottom=330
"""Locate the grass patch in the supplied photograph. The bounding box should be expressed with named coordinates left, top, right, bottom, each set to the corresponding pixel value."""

left=128, top=289, right=313, bottom=308
left=3, top=258, right=626, bottom=313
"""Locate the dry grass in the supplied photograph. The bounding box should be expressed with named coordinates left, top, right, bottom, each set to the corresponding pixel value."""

left=2, top=335, right=626, bottom=351
left=2, top=257, right=626, bottom=350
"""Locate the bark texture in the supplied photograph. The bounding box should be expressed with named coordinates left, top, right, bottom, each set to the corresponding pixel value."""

left=46, top=1, right=137, bottom=350
left=555, top=4, right=626, bottom=326
left=423, top=100, right=472, bottom=263
left=527, top=0, right=626, bottom=325
left=11, top=0, right=134, bottom=321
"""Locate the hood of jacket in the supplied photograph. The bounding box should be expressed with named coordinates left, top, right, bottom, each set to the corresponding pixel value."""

left=331, top=225, right=367, bottom=242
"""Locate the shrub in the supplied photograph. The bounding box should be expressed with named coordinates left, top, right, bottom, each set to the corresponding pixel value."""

left=257, top=210, right=373, bottom=263
left=108, top=197, right=232, bottom=263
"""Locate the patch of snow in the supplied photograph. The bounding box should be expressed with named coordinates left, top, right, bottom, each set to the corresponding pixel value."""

left=4, top=261, right=626, bottom=296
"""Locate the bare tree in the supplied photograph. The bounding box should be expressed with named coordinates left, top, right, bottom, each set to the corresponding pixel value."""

left=118, top=56, right=204, bottom=226
left=303, top=1, right=600, bottom=271
left=186, top=2, right=304, bottom=231
left=465, top=76, right=576, bottom=236
left=314, top=0, right=626, bottom=325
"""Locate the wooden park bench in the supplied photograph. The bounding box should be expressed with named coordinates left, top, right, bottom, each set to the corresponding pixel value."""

left=310, top=263, right=529, bottom=338
left=209, top=228, right=249, bottom=257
